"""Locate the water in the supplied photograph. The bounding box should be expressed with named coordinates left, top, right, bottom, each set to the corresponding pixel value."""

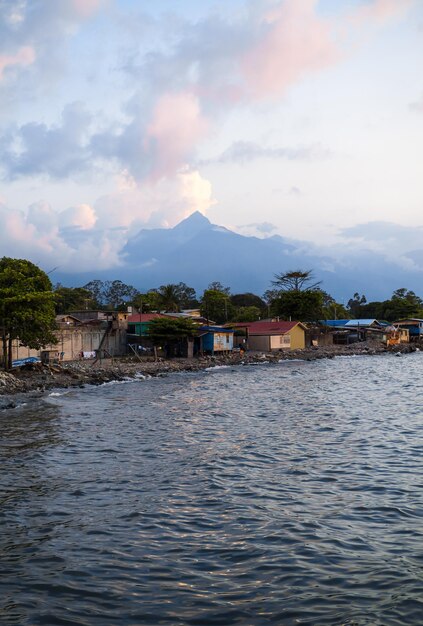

left=1, top=353, right=422, bottom=626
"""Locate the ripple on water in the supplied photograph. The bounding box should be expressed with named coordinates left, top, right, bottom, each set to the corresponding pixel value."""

left=0, top=353, right=422, bottom=625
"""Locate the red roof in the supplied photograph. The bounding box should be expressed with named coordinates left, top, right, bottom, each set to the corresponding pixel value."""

left=127, top=313, right=166, bottom=323
left=232, top=321, right=303, bottom=336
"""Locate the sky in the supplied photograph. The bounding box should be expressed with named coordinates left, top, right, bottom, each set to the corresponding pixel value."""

left=0, top=0, right=422, bottom=276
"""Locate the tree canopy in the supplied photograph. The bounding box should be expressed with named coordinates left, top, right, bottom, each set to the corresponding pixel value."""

left=272, top=270, right=321, bottom=292
left=347, top=288, right=423, bottom=322
left=201, top=289, right=234, bottom=324
left=0, top=258, right=57, bottom=369
left=82, top=279, right=139, bottom=310
left=267, top=269, right=324, bottom=321
left=54, top=285, right=97, bottom=314
left=146, top=317, right=197, bottom=357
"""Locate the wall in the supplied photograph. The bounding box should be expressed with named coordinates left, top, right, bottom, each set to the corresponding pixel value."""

left=213, top=332, right=233, bottom=352
left=290, top=325, right=305, bottom=350
left=5, top=327, right=127, bottom=363
left=247, top=335, right=270, bottom=351
left=270, top=334, right=291, bottom=350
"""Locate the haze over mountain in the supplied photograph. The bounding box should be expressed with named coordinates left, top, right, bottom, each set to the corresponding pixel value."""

left=54, top=211, right=423, bottom=302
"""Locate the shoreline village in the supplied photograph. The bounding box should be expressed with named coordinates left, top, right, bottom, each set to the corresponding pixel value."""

left=0, top=339, right=418, bottom=400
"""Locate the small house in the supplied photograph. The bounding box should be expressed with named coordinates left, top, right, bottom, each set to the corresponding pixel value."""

left=197, top=326, right=234, bottom=354
left=393, top=319, right=423, bottom=340
left=127, top=313, right=166, bottom=337
left=233, top=321, right=307, bottom=351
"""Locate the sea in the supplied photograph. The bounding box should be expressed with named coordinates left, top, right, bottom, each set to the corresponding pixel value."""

left=1, top=352, right=422, bottom=626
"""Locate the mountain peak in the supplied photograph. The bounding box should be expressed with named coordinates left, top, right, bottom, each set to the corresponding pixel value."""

left=173, top=211, right=211, bottom=232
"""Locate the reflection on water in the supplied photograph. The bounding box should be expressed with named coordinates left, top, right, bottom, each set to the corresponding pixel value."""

left=1, top=353, right=422, bottom=625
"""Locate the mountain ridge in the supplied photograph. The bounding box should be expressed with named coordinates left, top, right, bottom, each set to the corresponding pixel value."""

left=53, top=212, right=423, bottom=301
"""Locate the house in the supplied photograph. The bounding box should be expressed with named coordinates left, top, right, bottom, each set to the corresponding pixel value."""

left=393, top=319, right=423, bottom=340
left=320, top=319, right=388, bottom=344
left=5, top=312, right=128, bottom=363
left=232, top=321, right=307, bottom=351
left=127, top=313, right=167, bottom=337
left=197, top=326, right=234, bottom=354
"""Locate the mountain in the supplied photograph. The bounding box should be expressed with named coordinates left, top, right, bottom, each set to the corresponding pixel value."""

left=54, top=211, right=423, bottom=301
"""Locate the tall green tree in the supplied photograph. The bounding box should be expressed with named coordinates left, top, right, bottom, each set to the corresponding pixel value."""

left=54, top=285, right=97, bottom=314
left=0, top=258, right=57, bottom=370
left=272, top=269, right=321, bottom=292
left=102, top=280, right=139, bottom=310
left=131, top=290, right=162, bottom=313
left=201, top=289, right=234, bottom=324
left=146, top=317, right=197, bottom=358
left=272, top=289, right=324, bottom=322
left=156, top=284, right=182, bottom=312
left=82, top=280, right=105, bottom=307
left=347, top=293, right=367, bottom=318
left=268, top=269, right=324, bottom=321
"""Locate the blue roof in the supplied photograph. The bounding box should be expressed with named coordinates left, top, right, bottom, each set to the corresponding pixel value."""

left=344, top=319, right=381, bottom=327
left=200, top=326, right=234, bottom=333
left=319, top=319, right=349, bottom=327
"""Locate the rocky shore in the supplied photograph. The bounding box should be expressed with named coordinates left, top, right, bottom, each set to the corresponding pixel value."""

left=0, top=341, right=418, bottom=404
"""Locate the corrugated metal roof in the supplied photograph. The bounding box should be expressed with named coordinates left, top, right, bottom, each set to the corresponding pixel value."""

left=344, top=319, right=381, bottom=327
left=319, top=319, right=349, bottom=327
left=200, top=326, right=234, bottom=333
left=127, top=313, right=166, bottom=322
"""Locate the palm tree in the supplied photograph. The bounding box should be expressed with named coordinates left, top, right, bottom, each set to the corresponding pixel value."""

left=157, top=284, right=181, bottom=312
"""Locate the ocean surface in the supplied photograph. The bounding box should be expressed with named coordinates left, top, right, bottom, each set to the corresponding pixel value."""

left=1, top=352, right=422, bottom=626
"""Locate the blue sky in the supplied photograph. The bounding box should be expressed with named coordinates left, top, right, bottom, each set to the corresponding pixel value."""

left=0, top=0, right=422, bottom=275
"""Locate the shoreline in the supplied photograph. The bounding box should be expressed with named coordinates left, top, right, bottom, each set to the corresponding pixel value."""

left=0, top=341, right=418, bottom=405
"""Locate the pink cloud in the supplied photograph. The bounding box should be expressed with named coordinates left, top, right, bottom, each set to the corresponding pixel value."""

left=352, top=0, right=415, bottom=23
left=70, top=0, right=106, bottom=19
left=0, top=46, right=35, bottom=80
left=240, top=0, right=339, bottom=98
left=145, top=92, right=209, bottom=180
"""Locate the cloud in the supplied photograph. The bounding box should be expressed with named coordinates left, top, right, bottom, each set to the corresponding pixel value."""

left=1, top=0, right=410, bottom=184
left=351, top=0, right=414, bottom=23
left=202, top=140, right=331, bottom=165
left=0, top=0, right=106, bottom=96
left=0, top=45, right=35, bottom=79
left=95, top=168, right=216, bottom=230
left=337, top=221, right=423, bottom=271
left=0, top=102, right=92, bottom=179
left=236, top=221, right=278, bottom=237
left=0, top=200, right=122, bottom=271
left=241, top=0, right=339, bottom=99
left=145, top=92, right=209, bottom=180
left=0, top=166, right=215, bottom=273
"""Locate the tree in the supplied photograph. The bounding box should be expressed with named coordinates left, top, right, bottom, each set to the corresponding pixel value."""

left=232, top=306, right=262, bottom=322
left=146, top=317, right=197, bottom=358
left=54, top=285, right=96, bottom=314
left=347, top=293, right=367, bottom=318
left=83, top=280, right=105, bottom=307
left=272, top=269, right=321, bottom=292
left=207, top=281, right=231, bottom=295
left=272, top=289, right=324, bottom=322
left=156, top=284, right=182, bottom=312
left=387, top=288, right=423, bottom=320
left=174, top=283, right=198, bottom=309
left=201, top=289, right=234, bottom=324
left=230, top=293, right=265, bottom=309
left=102, top=280, right=139, bottom=310
left=131, top=290, right=162, bottom=313
left=268, top=269, right=323, bottom=321
left=0, top=258, right=57, bottom=370
left=320, top=290, right=349, bottom=320
left=82, top=279, right=139, bottom=310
